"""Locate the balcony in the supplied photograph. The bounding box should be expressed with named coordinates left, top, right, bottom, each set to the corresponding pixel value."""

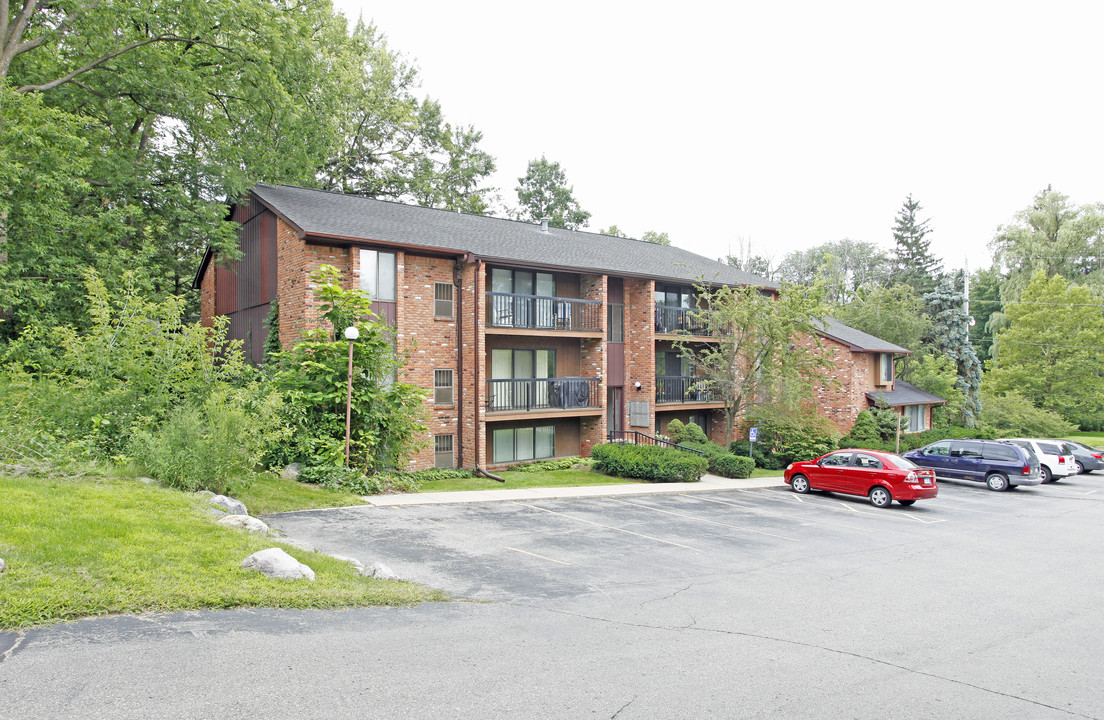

left=486, top=377, right=600, bottom=412
left=487, top=292, right=602, bottom=333
left=654, top=306, right=712, bottom=336
left=656, top=376, right=720, bottom=404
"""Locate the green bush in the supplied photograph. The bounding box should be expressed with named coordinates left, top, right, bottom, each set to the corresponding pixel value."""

left=666, top=419, right=708, bottom=445
left=739, top=411, right=840, bottom=468
left=842, top=410, right=881, bottom=445
left=297, top=465, right=430, bottom=495
left=711, top=453, right=754, bottom=478
left=591, top=443, right=709, bottom=483
left=507, top=456, right=592, bottom=472
left=980, top=391, right=1077, bottom=438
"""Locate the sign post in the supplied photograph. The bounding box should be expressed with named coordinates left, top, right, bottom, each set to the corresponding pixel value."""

left=749, top=426, right=758, bottom=458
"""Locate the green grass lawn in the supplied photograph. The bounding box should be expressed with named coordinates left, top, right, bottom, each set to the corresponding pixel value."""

left=235, top=473, right=366, bottom=515
left=1067, top=432, right=1104, bottom=449
left=0, top=475, right=447, bottom=630
left=417, top=468, right=639, bottom=493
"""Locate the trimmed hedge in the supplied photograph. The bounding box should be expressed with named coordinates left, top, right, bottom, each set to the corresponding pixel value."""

left=507, top=456, right=592, bottom=472
left=681, top=441, right=755, bottom=478
left=591, top=443, right=709, bottom=483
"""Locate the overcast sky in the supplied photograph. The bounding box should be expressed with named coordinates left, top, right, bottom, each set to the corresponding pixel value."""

left=331, top=0, right=1104, bottom=275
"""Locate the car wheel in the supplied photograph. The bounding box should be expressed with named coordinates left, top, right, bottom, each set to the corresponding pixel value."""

left=869, top=486, right=892, bottom=508
left=986, top=473, right=1009, bottom=492
left=790, top=474, right=810, bottom=494
left=898, top=499, right=916, bottom=507
left=1041, top=465, right=1052, bottom=483
left=1076, top=461, right=1085, bottom=474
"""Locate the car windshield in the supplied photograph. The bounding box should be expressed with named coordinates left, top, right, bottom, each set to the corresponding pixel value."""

left=884, top=454, right=918, bottom=469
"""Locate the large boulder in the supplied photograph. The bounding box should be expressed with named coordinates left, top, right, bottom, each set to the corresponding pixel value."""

left=208, top=494, right=248, bottom=516
left=217, top=515, right=270, bottom=534
left=330, top=554, right=365, bottom=573
left=0, top=557, right=5, bottom=574
left=280, top=463, right=302, bottom=481
left=241, top=548, right=315, bottom=581
left=362, top=562, right=398, bottom=580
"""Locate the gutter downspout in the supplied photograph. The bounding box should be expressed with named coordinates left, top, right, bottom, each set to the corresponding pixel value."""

left=470, top=256, right=504, bottom=482
left=454, top=256, right=464, bottom=471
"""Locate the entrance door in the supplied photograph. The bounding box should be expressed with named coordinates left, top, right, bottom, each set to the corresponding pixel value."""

left=607, top=387, right=624, bottom=436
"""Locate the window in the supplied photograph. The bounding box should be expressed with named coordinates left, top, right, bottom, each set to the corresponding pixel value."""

left=434, top=282, right=454, bottom=318
left=490, top=349, right=555, bottom=410
left=983, top=444, right=1020, bottom=462
left=821, top=452, right=852, bottom=466
left=490, top=268, right=555, bottom=296
left=434, top=369, right=454, bottom=405
left=492, top=425, right=555, bottom=463
left=607, top=303, right=624, bottom=343
left=853, top=453, right=883, bottom=469
left=359, top=249, right=396, bottom=301
left=925, top=441, right=952, bottom=457
left=654, top=285, right=694, bottom=308
left=434, top=434, right=455, bottom=469
left=903, top=404, right=926, bottom=432
left=880, top=353, right=894, bottom=383
left=951, top=441, right=984, bottom=459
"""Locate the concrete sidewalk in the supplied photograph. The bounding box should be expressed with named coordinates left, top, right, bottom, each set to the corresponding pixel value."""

left=361, top=474, right=787, bottom=506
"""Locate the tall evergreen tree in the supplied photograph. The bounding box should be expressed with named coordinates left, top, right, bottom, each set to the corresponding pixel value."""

left=924, top=273, right=982, bottom=426
left=891, top=195, right=942, bottom=295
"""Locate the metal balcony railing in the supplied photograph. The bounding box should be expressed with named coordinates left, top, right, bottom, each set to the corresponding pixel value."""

left=605, top=430, right=706, bottom=455
left=486, top=377, right=600, bottom=412
left=656, top=376, right=718, bottom=404
left=654, top=305, right=712, bottom=335
left=487, top=292, right=602, bottom=332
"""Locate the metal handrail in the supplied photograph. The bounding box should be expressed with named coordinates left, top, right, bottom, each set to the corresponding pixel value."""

left=654, top=305, right=712, bottom=335
left=486, top=377, right=600, bottom=412
left=656, top=375, right=718, bottom=403
left=486, top=292, right=602, bottom=332
left=605, top=430, right=706, bottom=456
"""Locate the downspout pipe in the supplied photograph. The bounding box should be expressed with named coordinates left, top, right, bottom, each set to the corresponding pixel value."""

left=470, top=256, right=504, bottom=482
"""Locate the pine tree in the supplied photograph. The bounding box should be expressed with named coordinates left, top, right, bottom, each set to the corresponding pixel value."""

left=924, top=273, right=982, bottom=426
left=891, top=195, right=943, bottom=295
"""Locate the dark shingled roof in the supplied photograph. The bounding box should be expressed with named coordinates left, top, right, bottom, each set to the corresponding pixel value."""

left=866, top=379, right=947, bottom=407
left=250, top=184, right=778, bottom=289
left=817, top=317, right=910, bottom=354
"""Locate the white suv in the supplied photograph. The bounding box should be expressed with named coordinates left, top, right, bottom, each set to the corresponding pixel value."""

left=1001, top=439, right=1076, bottom=483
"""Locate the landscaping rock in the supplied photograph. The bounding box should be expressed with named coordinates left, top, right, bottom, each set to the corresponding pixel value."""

left=241, top=548, right=315, bottom=581
left=280, top=463, right=302, bottom=481
left=362, top=562, right=398, bottom=580
left=571, top=463, right=591, bottom=471
left=217, top=515, right=270, bottom=534
left=0, top=558, right=5, bottom=574
left=137, top=477, right=159, bottom=485
left=208, top=494, right=248, bottom=516
left=330, top=554, right=365, bottom=573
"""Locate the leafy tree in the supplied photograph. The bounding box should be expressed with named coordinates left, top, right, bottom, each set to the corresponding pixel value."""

left=641, top=231, right=670, bottom=246
left=723, top=237, right=777, bottom=280
left=968, top=266, right=1003, bottom=364
left=985, top=271, right=1104, bottom=422
left=776, top=239, right=891, bottom=304
left=676, top=282, right=831, bottom=442
left=890, top=194, right=942, bottom=296
left=514, top=156, right=591, bottom=230
left=924, top=274, right=982, bottom=426
left=832, top=282, right=931, bottom=377
left=599, top=225, right=629, bottom=237
left=909, top=353, right=964, bottom=428
left=271, top=265, right=427, bottom=470
left=979, top=391, right=1077, bottom=438
left=989, top=186, right=1104, bottom=301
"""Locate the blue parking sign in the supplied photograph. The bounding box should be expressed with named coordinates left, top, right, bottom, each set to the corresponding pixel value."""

left=749, top=427, right=758, bottom=442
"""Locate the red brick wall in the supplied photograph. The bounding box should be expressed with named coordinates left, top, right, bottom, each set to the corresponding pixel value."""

left=274, top=218, right=354, bottom=349
left=397, top=253, right=460, bottom=471
left=805, top=334, right=876, bottom=435
left=579, top=274, right=607, bottom=456
left=458, top=261, right=486, bottom=469
left=624, top=278, right=656, bottom=434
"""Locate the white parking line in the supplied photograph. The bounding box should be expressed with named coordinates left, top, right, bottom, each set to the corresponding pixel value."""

left=504, top=546, right=571, bottom=565
left=833, top=500, right=946, bottom=524
left=697, top=496, right=873, bottom=532
left=610, top=499, right=800, bottom=542
left=515, top=503, right=703, bottom=551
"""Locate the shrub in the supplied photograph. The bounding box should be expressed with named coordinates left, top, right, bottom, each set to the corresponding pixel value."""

left=843, top=411, right=881, bottom=445
left=590, top=443, right=708, bottom=483
left=711, top=453, right=754, bottom=479
left=980, top=391, right=1077, bottom=438
left=667, top=419, right=708, bottom=445
left=507, top=457, right=592, bottom=472
left=740, top=410, right=841, bottom=468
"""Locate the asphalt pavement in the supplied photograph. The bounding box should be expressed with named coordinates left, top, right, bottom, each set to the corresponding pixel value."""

left=3, top=473, right=1103, bottom=719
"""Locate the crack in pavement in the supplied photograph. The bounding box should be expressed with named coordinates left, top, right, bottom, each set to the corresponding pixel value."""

left=639, top=583, right=693, bottom=607
left=610, top=695, right=636, bottom=719
left=517, top=604, right=1100, bottom=720
left=0, top=632, right=25, bottom=664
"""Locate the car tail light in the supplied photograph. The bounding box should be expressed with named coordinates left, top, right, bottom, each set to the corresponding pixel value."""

left=904, top=471, right=919, bottom=484
left=1059, top=456, right=1066, bottom=464
left=1093, top=454, right=1103, bottom=460
left=1022, top=466, right=1031, bottom=475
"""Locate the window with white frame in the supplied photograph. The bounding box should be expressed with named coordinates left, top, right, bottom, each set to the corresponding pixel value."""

left=434, top=369, right=454, bottom=405
left=880, top=353, right=894, bottom=383
left=492, top=425, right=555, bottom=464
left=903, top=404, right=926, bottom=433
left=359, top=249, right=396, bottom=301
left=433, top=434, right=455, bottom=469
left=434, top=282, right=454, bottom=318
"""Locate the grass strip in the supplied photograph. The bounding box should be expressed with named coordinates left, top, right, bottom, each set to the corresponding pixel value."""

left=0, top=475, right=446, bottom=630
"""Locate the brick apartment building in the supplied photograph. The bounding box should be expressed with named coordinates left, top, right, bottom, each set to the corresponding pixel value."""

left=195, top=184, right=943, bottom=471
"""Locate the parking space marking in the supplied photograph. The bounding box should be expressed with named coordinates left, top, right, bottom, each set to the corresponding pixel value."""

left=610, top=499, right=800, bottom=542
left=832, top=500, right=946, bottom=524
left=697, top=496, right=873, bottom=532
left=515, top=503, right=703, bottom=551
left=504, top=546, right=571, bottom=565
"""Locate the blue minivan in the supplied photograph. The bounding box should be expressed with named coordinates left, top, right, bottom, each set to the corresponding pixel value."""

left=903, top=439, right=1042, bottom=491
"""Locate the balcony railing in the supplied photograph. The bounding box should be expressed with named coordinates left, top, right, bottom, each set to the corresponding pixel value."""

left=606, top=430, right=706, bottom=455
left=487, top=292, right=602, bottom=332
left=486, top=377, right=600, bottom=412
left=656, top=376, right=719, bottom=404
left=654, top=305, right=712, bottom=335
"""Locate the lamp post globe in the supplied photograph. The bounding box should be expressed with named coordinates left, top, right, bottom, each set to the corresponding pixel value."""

left=344, top=326, right=360, bottom=341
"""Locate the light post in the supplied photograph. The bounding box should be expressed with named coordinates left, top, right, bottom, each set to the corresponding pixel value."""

left=343, top=325, right=359, bottom=467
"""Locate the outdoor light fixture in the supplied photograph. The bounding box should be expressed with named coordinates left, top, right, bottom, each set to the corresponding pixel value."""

left=344, top=326, right=359, bottom=465
left=634, top=381, right=642, bottom=390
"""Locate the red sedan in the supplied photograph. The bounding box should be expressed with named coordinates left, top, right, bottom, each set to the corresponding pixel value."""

left=784, top=449, right=938, bottom=508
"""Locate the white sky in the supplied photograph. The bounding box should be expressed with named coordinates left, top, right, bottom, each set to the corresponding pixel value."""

left=331, top=0, right=1104, bottom=274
